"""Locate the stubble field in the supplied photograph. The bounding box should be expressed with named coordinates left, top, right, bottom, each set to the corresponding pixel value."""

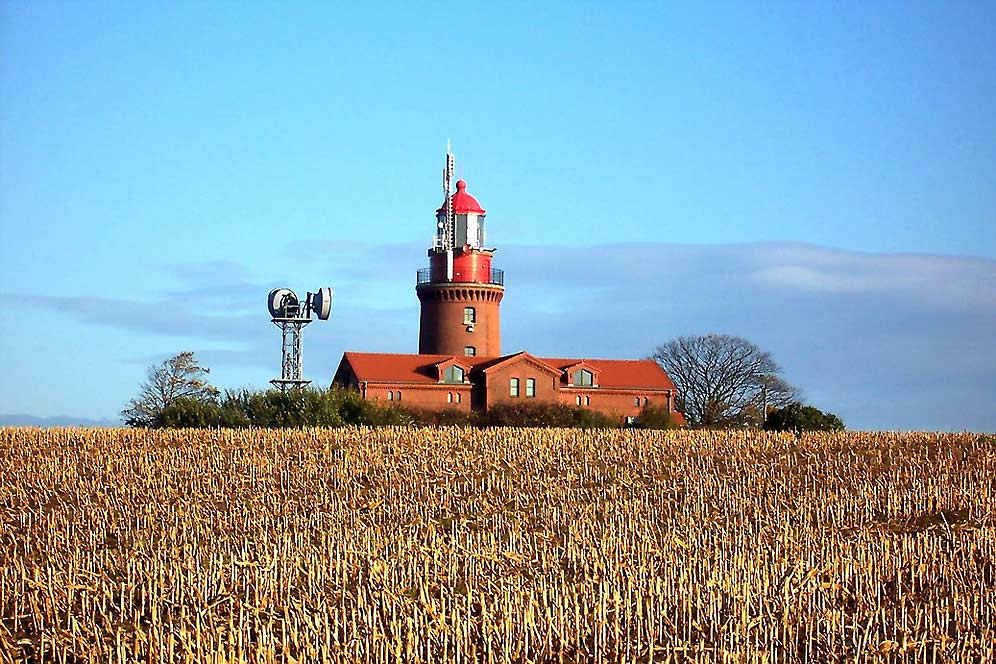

left=1, top=427, right=993, bottom=663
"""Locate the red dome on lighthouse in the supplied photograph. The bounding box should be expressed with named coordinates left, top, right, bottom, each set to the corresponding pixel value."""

left=437, top=179, right=486, bottom=215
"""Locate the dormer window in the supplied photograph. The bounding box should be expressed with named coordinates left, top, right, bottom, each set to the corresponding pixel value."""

left=445, top=365, right=465, bottom=383
left=572, top=369, right=594, bottom=387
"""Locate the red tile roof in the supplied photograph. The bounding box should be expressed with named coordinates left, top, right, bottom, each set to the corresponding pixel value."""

left=337, top=351, right=676, bottom=391
left=337, top=352, right=457, bottom=384
left=539, top=358, right=676, bottom=390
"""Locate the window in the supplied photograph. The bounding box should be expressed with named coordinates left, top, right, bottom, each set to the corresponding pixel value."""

left=643, top=397, right=649, bottom=406
left=572, top=369, right=594, bottom=386
left=396, top=391, right=402, bottom=401
left=455, top=393, right=461, bottom=404
left=464, top=307, right=476, bottom=324
left=388, top=391, right=394, bottom=401
left=525, top=378, right=536, bottom=398
left=634, top=397, right=640, bottom=406
left=510, top=377, right=520, bottom=397
left=576, top=395, right=582, bottom=406
left=445, top=365, right=465, bottom=383
left=447, top=392, right=453, bottom=403
left=585, top=396, right=590, bottom=406
left=464, top=346, right=476, bottom=356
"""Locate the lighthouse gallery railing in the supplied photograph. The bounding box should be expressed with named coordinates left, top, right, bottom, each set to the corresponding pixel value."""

left=416, top=268, right=504, bottom=286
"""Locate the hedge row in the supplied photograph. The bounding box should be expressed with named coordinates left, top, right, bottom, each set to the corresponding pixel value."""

left=155, top=387, right=680, bottom=430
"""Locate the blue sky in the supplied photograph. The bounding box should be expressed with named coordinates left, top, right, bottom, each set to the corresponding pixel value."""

left=1, top=2, right=994, bottom=430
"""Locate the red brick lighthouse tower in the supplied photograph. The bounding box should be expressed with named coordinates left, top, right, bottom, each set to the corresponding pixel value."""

left=417, top=148, right=504, bottom=357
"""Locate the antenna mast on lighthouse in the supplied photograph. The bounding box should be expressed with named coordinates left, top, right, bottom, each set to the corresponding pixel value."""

left=442, top=140, right=455, bottom=251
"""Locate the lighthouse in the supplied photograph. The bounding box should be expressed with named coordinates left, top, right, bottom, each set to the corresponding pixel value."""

left=416, top=148, right=504, bottom=356
left=333, top=148, right=685, bottom=425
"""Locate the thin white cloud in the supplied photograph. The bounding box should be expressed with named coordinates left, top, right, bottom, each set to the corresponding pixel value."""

left=3, top=243, right=994, bottom=430
left=747, top=244, right=996, bottom=309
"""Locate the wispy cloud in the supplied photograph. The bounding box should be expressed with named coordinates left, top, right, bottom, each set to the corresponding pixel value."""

left=495, top=242, right=996, bottom=431
left=4, top=244, right=994, bottom=431
left=746, top=245, right=996, bottom=309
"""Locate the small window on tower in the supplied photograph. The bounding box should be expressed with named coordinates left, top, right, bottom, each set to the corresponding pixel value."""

left=464, top=307, right=476, bottom=325
left=510, top=378, right=520, bottom=397
left=464, top=346, right=476, bottom=356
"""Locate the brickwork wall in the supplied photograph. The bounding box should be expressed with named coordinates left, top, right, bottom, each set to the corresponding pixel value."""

left=482, top=362, right=560, bottom=410
left=417, top=284, right=503, bottom=356
left=558, top=389, right=672, bottom=420
left=364, top=384, right=473, bottom=411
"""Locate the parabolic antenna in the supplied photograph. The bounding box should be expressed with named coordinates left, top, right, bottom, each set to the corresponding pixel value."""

left=267, top=288, right=297, bottom=318
left=312, top=287, right=333, bottom=320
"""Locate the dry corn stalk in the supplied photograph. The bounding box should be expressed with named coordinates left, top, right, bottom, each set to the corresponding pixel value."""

left=0, top=427, right=993, bottom=662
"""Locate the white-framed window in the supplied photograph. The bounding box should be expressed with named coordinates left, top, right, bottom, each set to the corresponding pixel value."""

left=388, top=391, right=394, bottom=401
left=585, top=396, right=590, bottom=406
left=464, top=346, right=476, bottom=356
left=634, top=397, right=640, bottom=406
left=525, top=378, right=536, bottom=398
left=447, top=392, right=453, bottom=403
left=572, top=369, right=594, bottom=386
left=464, top=307, right=476, bottom=324
left=445, top=365, right=465, bottom=383
left=576, top=395, right=582, bottom=406
left=396, top=391, right=402, bottom=401
left=456, top=393, right=461, bottom=404
left=510, top=377, right=520, bottom=397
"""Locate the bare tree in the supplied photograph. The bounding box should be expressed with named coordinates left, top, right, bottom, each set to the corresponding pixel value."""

left=121, top=352, right=220, bottom=427
left=651, top=334, right=799, bottom=428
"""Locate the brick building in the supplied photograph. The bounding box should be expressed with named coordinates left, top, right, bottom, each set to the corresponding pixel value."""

left=331, top=149, right=685, bottom=425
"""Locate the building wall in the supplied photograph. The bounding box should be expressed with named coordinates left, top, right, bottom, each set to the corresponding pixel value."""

left=482, top=362, right=560, bottom=410
left=335, top=358, right=680, bottom=424
left=557, top=389, right=672, bottom=420
left=417, top=284, right=503, bottom=356
left=364, top=383, right=473, bottom=412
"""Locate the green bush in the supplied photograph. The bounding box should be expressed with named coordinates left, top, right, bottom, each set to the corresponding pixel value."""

left=155, top=386, right=625, bottom=430
left=157, top=397, right=224, bottom=428
left=568, top=406, right=619, bottom=429
left=404, top=407, right=477, bottom=427
left=475, top=401, right=616, bottom=428
left=633, top=403, right=681, bottom=430
left=765, top=402, right=845, bottom=432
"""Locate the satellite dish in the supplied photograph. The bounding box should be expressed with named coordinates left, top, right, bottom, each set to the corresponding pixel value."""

left=312, top=287, right=333, bottom=320
left=267, top=288, right=297, bottom=318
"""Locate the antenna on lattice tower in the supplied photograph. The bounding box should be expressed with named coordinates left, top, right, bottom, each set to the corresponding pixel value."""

left=266, top=286, right=334, bottom=391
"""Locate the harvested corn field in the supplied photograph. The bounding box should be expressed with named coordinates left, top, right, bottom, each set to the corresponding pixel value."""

left=1, top=427, right=993, bottom=662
